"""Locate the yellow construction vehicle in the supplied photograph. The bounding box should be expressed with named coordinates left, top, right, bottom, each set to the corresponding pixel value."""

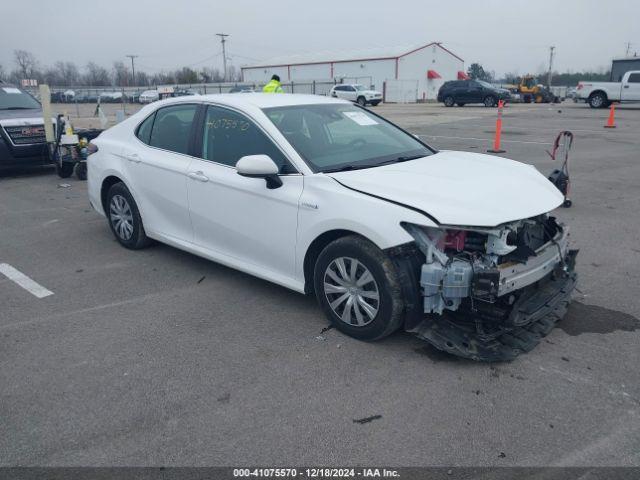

left=515, top=75, right=559, bottom=103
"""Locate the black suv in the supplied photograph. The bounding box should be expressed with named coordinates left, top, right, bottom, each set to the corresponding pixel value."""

left=437, top=80, right=511, bottom=107
left=0, top=83, right=51, bottom=171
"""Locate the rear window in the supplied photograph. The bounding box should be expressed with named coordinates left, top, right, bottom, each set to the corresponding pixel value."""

left=136, top=112, right=156, bottom=144
left=0, top=86, right=41, bottom=110
left=628, top=73, right=640, bottom=83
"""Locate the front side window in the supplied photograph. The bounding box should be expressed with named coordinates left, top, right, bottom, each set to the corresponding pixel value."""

left=149, top=104, right=197, bottom=155
left=201, top=106, right=294, bottom=173
left=264, top=103, right=433, bottom=173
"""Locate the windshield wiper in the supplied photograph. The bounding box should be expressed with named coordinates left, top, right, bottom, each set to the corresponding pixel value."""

left=0, top=107, right=34, bottom=110
left=376, top=154, right=426, bottom=166
left=322, top=164, right=367, bottom=173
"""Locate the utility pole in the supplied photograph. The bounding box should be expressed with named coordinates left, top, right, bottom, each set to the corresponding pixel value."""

left=547, top=46, right=555, bottom=88
left=126, top=54, right=138, bottom=86
left=216, top=33, right=229, bottom=81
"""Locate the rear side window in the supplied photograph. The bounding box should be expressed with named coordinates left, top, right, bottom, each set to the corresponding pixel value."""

left=149, top=104, right=198, bottom=155
left=136, top=112, right=155, bottom=144
left=628, top=73, right=640, bottom=83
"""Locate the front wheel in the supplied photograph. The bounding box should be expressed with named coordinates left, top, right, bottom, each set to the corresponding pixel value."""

left=484, top=95, right=497, bottom=107
left=106, top=182, right=152, bottom=249
left=443, top=96, right=455, bottom=107
left=313, top=236, right=404, bottom=341
left=356, top=96, right=367, bottom=106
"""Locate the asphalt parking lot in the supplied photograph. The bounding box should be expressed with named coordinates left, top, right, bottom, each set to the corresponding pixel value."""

left=1, top=101, right=639, bottom=467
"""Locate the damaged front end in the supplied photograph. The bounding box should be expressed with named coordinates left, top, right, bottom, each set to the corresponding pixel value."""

left=397, top=216, right=578, bottom=361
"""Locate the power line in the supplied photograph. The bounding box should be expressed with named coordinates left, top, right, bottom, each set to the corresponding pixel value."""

left=216, top=33, right=229, bottom=81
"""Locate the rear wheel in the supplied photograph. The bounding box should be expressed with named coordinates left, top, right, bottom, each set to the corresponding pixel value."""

left=356, top=96, right=367, bottom=106
left=588, top=92, right=607, bottom=108
left=106, top=182, right=152, bottom=249
left=313, top=235, right=404, bottom=341
left=456, top=103, right=465, bottom=107
left=443, top=96, right=455, bottom=107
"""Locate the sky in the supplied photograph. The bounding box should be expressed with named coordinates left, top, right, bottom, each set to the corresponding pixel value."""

left=1, top=0, right=637, bottom=78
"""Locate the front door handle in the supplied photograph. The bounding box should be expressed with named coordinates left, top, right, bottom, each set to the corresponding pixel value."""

left=188, top=171, right=209, bottom=182
left=623, top=85, right=630, bottom=88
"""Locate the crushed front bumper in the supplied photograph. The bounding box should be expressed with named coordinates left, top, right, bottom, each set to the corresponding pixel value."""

left=407, top=250, right=578, bottom=362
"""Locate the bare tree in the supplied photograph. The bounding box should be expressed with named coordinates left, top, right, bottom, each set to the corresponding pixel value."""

left=200, top=67, right=223, bottom=83
left=112, top=61, right=130, bottom=86
left=14, top=50, right=38, bottom=79
left=0, top=64, right=5, bottom=82
left=83, top=62, right=111, bottom=86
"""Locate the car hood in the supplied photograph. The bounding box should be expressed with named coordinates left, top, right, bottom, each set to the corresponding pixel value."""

left=0, top=108, right=43, bottom=122
left=326, top=151, right=564, bottom=227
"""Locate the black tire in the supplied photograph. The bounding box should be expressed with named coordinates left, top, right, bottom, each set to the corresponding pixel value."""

left=55, top=162, right=74, bottom=178
left=443, top=96, right=455, bottom=107
left=456, top=103, right=465, bottom=107
left=562, top=199, right=572, bottom=208
left=75, top=162, right=87, bottom=180
left=588, top=92, right=607, bottom=109
left=313, top=235, right=404, bottom=341
left=356, top=96, right=367, bottom=106
left=370, top=101, right=380, bottom=106
left=484, top=95, right=497, bottom=107
left=106, top=182, right=152, bottom=249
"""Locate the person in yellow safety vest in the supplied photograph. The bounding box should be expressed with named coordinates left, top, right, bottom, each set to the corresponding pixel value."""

left=263, top=74, right=284, bottom=93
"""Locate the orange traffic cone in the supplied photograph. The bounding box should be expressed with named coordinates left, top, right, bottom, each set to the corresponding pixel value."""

left=604, top=103, right=617, bottom=129
left=487, top=100, right=506, bottom=153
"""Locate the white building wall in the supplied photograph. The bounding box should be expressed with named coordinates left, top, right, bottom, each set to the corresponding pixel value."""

left=397, top=45, right=464, bottom=100
left=289, top=63, right=331, bottom=81
left=332, top=59, right=395, bottom=91
left=242, top=65, right=289, bottom=84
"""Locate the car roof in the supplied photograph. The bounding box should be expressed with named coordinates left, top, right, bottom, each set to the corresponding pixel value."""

left=148, top=93, right=350, bottom=109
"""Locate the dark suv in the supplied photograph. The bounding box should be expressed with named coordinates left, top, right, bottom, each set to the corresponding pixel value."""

left=0, top=83, right=51, bottom=171
left=437, top=80, right=511, bottom=107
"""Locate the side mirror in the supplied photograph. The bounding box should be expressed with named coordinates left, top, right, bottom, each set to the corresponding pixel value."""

left=236, top=154, right=283, bottom=189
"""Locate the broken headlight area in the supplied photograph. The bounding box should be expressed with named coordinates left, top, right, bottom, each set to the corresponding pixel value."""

left=400, top=216, right=578, bottom=361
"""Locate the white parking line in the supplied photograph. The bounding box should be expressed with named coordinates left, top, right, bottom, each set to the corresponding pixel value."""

left=0, top=263, right=54, bottom=299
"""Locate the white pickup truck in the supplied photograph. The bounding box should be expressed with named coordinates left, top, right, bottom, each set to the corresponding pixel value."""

left=577, top=70, right=640, bottom=108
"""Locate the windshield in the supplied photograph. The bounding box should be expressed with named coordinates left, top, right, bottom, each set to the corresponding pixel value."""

left=0, top=86, right=41, bottom=110
left=263, top=103, right=433, bottom=173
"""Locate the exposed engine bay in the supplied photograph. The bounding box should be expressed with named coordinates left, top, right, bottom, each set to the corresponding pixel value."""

left=398, top=215, right=578, bottom=361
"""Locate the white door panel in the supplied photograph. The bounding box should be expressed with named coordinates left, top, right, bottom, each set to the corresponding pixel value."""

left=621, top=76, right=640, bottom=101
left=123, top=145, right=193, bottom=241
left=187, top=160, right=303, bottom=278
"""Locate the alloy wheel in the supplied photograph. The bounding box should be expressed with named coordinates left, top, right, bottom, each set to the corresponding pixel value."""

left=323, top=257, right=380, bottom=327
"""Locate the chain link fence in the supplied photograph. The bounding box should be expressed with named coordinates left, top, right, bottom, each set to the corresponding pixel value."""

left=27, top=80, right=340, bottom=104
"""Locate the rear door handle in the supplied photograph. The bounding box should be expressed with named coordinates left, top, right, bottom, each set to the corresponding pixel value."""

left=623, top=85, right=630, bottom=88
left=188, top=171, right=209, bottom=182
left=125, top=153, right=141, bottom=163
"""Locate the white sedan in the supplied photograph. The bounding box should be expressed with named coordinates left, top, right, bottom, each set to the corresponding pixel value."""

left=87, top=94, right=578, bottom=361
